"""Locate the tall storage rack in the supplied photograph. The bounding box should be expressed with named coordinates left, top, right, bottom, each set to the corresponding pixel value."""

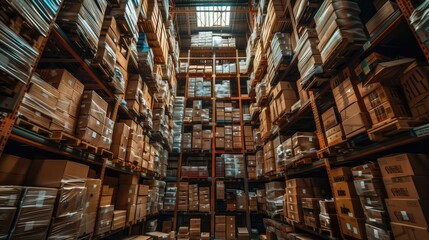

left=164, top=47, right=253, bottom=236
left=0, top=1, right=175, bottom=239
left=248, top=0, right=429, bottom=239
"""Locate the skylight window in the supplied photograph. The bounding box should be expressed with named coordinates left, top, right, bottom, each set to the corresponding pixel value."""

left=196, top=6, right=231, bottom=27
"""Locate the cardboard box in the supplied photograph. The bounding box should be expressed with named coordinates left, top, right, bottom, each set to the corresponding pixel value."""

left=377, top=153, right=429, bottom=177
left=365, top=223, right=392, bottom=240
left=353, top=178, right=386, bottom=197
left=335, top=198, right=364, bottom=218
left=351, top=162, right=382, bottom=179
left=83, top=179, right=102, bottom=214
left=0, top=154, right=31, bottom=185
left=119, top=174, right=139, bottom=185
left=26, top=160, right=89, bottom=188
left=386, top=199, right=429, bottom=228
left=330, top=167, right=353, bottom=183
left=332, top=181, right=358, bottom=198
left=342, top=112, right=370, bottom=138
left=100, top=195, right=112, bottom=206
left=368, top=101, right=409, bottom=125
left=321, top=107, right=339, bottom=130
left=286, top=178, right=312, bottom=188
left=391, top=222, right=429, bottom=240
left=301, top=198, right=323, bottom=210
left=138, top=184, right=149, bottom=196
left=383, top=176, right=429, bottom=199
left=339, top=216, right=366, bottom=240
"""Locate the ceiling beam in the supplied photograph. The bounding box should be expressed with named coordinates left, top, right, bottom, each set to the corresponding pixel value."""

left=172, top=9, right=256, bottom=13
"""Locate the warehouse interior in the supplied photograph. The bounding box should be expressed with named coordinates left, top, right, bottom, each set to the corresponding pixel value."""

left=1, top=0, right=429, bottom=239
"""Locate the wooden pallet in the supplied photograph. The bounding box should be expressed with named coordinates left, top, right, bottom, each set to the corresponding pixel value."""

left=97, top=148, right=114, bottom=159
left=76, top=141, right=98, bottom=154
left=15, top=118, right=52, bottom=138
left=50, top=131, right=81, bottom=146
left=368, top=117, right=424, bottom=141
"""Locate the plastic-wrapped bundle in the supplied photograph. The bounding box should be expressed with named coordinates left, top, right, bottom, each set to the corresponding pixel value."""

left=48, top=212, right=82, bottom=240
left=215, top=80, right=231, bottom=98
left=163, top=183, right=177, bottom=211
left=265, top=181, right=285, bottom=218
left=94, top=205, right=114, bottom=235
left=8, top=187, right=58, bottom=240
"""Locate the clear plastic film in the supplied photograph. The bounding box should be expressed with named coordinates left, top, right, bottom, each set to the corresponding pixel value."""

left=54, top=185, right=87, bottom=217
left=8, top=187, right=58, bottom=240
left=48, top=211, right=82, bottom=239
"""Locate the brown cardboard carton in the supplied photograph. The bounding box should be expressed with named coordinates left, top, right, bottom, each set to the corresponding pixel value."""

left=119, top=174, right=139, bottom=185
left=286, top=178, right=312, bottom=188
left=340, top=102, right=362, bottom=122
left=335, top=198, right=365, bottom=218
left=138, top=184, right=149, bottom=196
left=26, top=160, right=89, bottom=188
left=338, top=216, right=366, bottom=240
left=83, top=179, right=102, bottom=214
left=78, top=115, right=104, bottom=134
left=100, top=195, right=112, bottom=206
left=351, top=162, right=382, bottom=179
left=342, top=112, right=370, bottom=138
left=377, top=153, right=429, bottom=177
left=287, top=209, right=303, bottom=223
left=301, top=198, right=323, bottom=210
left=386, top=199, right=429, bottom=228
left=321, top=107, right=339, bottom=130
left=0, top=154, right=31, bottom=185
left=368, top=101, right=409, bottom=125
left=391, top=222, right=429, bottom=240
left=383, top=176, right=429, bottom=199
left=332, top=181, right=359, bottom=199
left=331, top=167, right=353, bottom=182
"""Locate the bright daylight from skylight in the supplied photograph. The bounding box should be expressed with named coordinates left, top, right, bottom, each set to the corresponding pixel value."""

left=196, top=6, right=231, bottom=27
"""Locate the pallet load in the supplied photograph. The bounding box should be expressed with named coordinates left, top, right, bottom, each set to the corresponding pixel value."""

left=57, top=0, right=108, bottom=58
left=188, top=184, right=199, bottom=211
left=351, top=163, right=392, bottom=240
left=314, top=0, right=367, bottom=71
left=270, top=81, right=298, bottom=123
left=331, top=167, right=366, bottom=239
left=319, top=199, right=339, bottom=237
left=266, top=33, right=293, bottom=84
left=378, top=153, right=429, bottom=240
left=253, top=40, right=267, bottom=82
left=302, top=197, right=324, bottom=230
left=263, top=140, right=275, bottom=176
left=296, top=28, right=322, bottom=86
left=261, top=0, right=287, bottom=51
left=266, top=181, right=285, bottom=218
left=400, top=64, right=429, bottom=118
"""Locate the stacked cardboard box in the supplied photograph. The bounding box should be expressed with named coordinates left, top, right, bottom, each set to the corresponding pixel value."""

left=277, top=137, right=293, bottom=167
left=285, top=179, right=312, bottom=223
left=18, top=75, right=59, bottom=131
left=248, top=155, right=257, bottom=180
left=354, top=53, right=391, bottom=81
left=296, top=28, right=322, bottom=83
left=57, top=0, right=108, bottom=57
left=331, top=73, right=370, bottom=139
left=178, top=182, right=189, bottom=211
left=215, top=61, right=237, bottom=74
left=77, top=91, right=109, bottom=146
left=25, top=160, right=89, bottom=239
left=152, top=102, right=168, bottom=135
left=302, top=198, right=324, bottom=229
left=321, top=107, right=345, bottom=146
left=292, top=132, right=318, bottom=156
left=216, top=102, right=240, bottom=123
left=112, top=210, right=127, bottom=230
left=122, top=120, right=144, bottom=166
left=259, top=107, right=271, bottom=140
left=332, top=167, right=366, bottom=239
left=163, top=183, right=177, bottom=211
left=178, top=226, right=190, bottom=240
left=249, top=192, right=258, bottom=212
left=314, top=0, right=367, bottom=70
left=116, top=175, right=139, bottom=224
left=257, top=189, right=267, bottom=213
left=237, top=227, right=250, bottom=240
left=215, top=80, right=231, bottom=98
left=379, top=153, right=429, bottom=240
left=351, top=163, right=391, bottom=240
left=78, top=179, right=102, bottom=237
left=266, top=181, right=285, bottom=218
left=125, top=75, right=152, bottom=117
left=256, top=81, right=268, bottom=105
left=111, top=122, right=130, bottom=161
left=138, top=184, right=149, bottom=220
left=293, top=0, right=322, bottom=26
left=263, top=141, right=275, bottom=175
left=261, top=0, right=287, bottom=51
left=94, top=16, right=120, bottom=78
left=2, top=187, right=57, bottom=239
left=100, top=184, right=114, bottom=207
left=172, top=97, right=185, bottom=152
left=267, top=33, right=293, bottom=81
left=188, top=184, right=199, bottom=211
left=362, top=83, right=410, bottom=126
left=182, top=133, right=192, bottom=151
left=215, top=216, right=226, bottom=239
left=216, top=181, right=225, bottom=200
left=144, top=180, right=166, bottom=215
left=319, top=199, right=338, bottom=232
left=95, top=205, right=114, bottom=235
left=223, top=154, right=245, bottom=178
left=366, top=1, right=399, bottom=37
left=187, top=78, right=211, bottom=97
left=192, top=124, right=202, bottom=150
left=226, top=216, right=236, bottom=240
left=188, top=63, right=213, bottom=74
left=199, top=187, right=210, bottom=212
left=38, top=69, right=85, bottom=134
left=190, top=32, right=236, bottom=48
left=253, top=40, right=267, bottom=81
left=189, top=218, right=201, bottom=240
left=400, top=65, right=429, bottom=118
left=270, top=82, right=298, bottom=121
